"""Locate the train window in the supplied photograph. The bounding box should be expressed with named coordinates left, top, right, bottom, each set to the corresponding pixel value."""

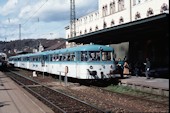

left=70, top=53, right=76, bottom=61
left=38, top=57, right=41, bottom=61
left=27, top=57, right=29, bottom=61
left=50, top=55, right=54, bottom=61
left=102, top=51, right=112, bottom=61
left=33, top=57, right=38, bottom=61
left=50, top=55, right=52, bottom=61
left=81, top=51, right=88, bottom=61
left=51, top=55, right=55, bottom=61
left=62, top=55, right=67, bottom=61
left=43, top=56, right=48, bottom=61
left=52, top=55, right=59, bottom=61
left=30, top=57, right=33, bottom=62
left=65, top=53, right=70, bottom=61
left=18, top=58, right=21, bottom=61
left=58, top=55, right=62, bottom=61
left=88, top=51, right=100, bottom=61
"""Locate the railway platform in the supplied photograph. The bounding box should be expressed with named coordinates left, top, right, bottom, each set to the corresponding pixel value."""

left=119, top=76, right=169, bottom=97
left=0, top=71, right=54, bottom=113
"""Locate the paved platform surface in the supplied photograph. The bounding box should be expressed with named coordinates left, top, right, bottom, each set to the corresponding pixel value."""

left=120, top=76, right=169, bottom=90
left=0, top=71, right=54, bottom=113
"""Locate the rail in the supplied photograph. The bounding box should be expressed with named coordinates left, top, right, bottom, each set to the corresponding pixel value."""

left=7, top=70, right=106, bottom=113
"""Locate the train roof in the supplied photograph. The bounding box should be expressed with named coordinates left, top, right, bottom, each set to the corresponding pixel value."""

left=9, top=44, right=114, bottom=58
left=48, top=44, right=114, bottom=54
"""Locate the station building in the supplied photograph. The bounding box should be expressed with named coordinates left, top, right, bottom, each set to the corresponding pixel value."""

left=65, top=0, right=169, bottom=74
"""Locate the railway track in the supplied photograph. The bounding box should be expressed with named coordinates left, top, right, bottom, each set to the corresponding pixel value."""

left=4, top=68, right=169, bottom=112
left=6, top=70, right=106, bottom=113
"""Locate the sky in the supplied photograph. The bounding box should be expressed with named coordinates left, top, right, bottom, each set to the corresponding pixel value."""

left=0, top=0, right=98, bottom=41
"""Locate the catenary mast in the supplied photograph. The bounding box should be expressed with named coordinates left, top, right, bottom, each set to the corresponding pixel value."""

left=70, top=0, right=76, bottom=38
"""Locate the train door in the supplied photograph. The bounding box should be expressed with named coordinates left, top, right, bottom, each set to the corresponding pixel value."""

left=17, top=57, right=20, bottom=67
left=43, top=55, right=48, bottom=72
left=47, top=54, right=51, bottom=73
left=26, top=57, right=29, bottom=69
left=68, top=52, right=77, bottom=78
left=42, top=55, right=47, bottom=72
left=76, top=52, right=81, bottom=78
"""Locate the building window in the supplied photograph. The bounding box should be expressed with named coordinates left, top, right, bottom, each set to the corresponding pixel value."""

left=89, top=28, right=92, bottom=32
left=95, top=12, right=98, bottom=19
left=89, top=15, right=93, bottom=22
left=102, top=5, right=108, bottom=17
left=105, top=5, right=108, bottom=16
left=135, top=12, right=141, bottom=20
left=119, top=16, right=124, bottom=23
left=138, top=0, right=141, bottom=3
left=133, top=0, right=141, bottom=6
left=91, top=15, right=93, bottom=21
left=110, top=1, right=115, bottom=14
left=84, top=17, right=88, bottom=24
left=111, top=20, right=115, bottom=26
left=160, top=3, right=168, bottom=13
left=84, top=29, right=87, bottom=34
left=103, top=21, right=107, bottom=29
left=133, top=0, right=136, bottom=5
left=118, top=0, right=124, bottom=11
left=102, top=6, right=105, bottom=17
left=95, top=25, right=98, bottom=31
left=147, top=8, right=154, bottom=17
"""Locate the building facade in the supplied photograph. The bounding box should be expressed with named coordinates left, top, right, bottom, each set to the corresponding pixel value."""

left=65, top=0, right=169, bottom=60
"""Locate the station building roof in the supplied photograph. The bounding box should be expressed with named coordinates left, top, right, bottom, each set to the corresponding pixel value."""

left=67, top=13, right=169, bottom=45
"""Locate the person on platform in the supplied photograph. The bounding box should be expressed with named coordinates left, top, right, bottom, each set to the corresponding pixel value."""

left=117, top=58, right=124, bottom=78
left=123, top=60, right=130, bottom=77
left=144, top=58, right=151, bottom=79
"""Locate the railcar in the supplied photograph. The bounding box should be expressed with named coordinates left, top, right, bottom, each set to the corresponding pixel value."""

left=9, top=44, right=117, bottom=84
left=0, top=52, right=7, bottom=67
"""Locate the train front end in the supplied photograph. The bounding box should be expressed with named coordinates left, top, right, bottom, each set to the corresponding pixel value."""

left=76, top=45, right=116, bottom=80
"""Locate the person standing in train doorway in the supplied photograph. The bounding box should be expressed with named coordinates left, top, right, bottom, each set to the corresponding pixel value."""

left=144, top=58, right=151, bottom=79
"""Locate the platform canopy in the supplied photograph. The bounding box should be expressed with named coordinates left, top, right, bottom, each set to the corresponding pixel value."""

left=67, top=13, right=169, bottom=45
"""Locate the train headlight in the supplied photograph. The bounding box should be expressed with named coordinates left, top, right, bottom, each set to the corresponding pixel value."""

left=110, top=65, right=113, bottom=69
left=90, top=66, right=93, bottom=69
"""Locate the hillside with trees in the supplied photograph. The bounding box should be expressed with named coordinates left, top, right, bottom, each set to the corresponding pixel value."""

left=0, top=38, right=66, bottom=57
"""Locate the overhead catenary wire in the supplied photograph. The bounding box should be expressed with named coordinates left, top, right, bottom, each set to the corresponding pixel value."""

left=3, top=0, right=49, bottom=41
left=22, top=0, right=49, bottom=26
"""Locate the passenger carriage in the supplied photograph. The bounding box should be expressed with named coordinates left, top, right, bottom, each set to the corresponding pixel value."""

left=0, top=53, right=7, bottom=67
left=8, top=44, right=116, bottom=82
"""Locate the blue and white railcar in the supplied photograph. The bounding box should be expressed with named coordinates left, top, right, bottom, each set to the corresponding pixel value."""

left=28, top=52, right=49, bottom=72
left=45, top=44, right=116, bottom=79
left=9, top=54, right=29, bottom=69
left=0, top=53, right=7, bottom=66
left=9, top=55, right=20, bottom=67
left=18, top=54, right=29, bottom=69
left=9, top=44, right=116, bottom=80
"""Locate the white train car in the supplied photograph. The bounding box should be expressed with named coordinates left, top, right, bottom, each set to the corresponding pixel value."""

left=0, top=52, right=7, bottom=67
left=9, top=44, right=116, bottom=82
